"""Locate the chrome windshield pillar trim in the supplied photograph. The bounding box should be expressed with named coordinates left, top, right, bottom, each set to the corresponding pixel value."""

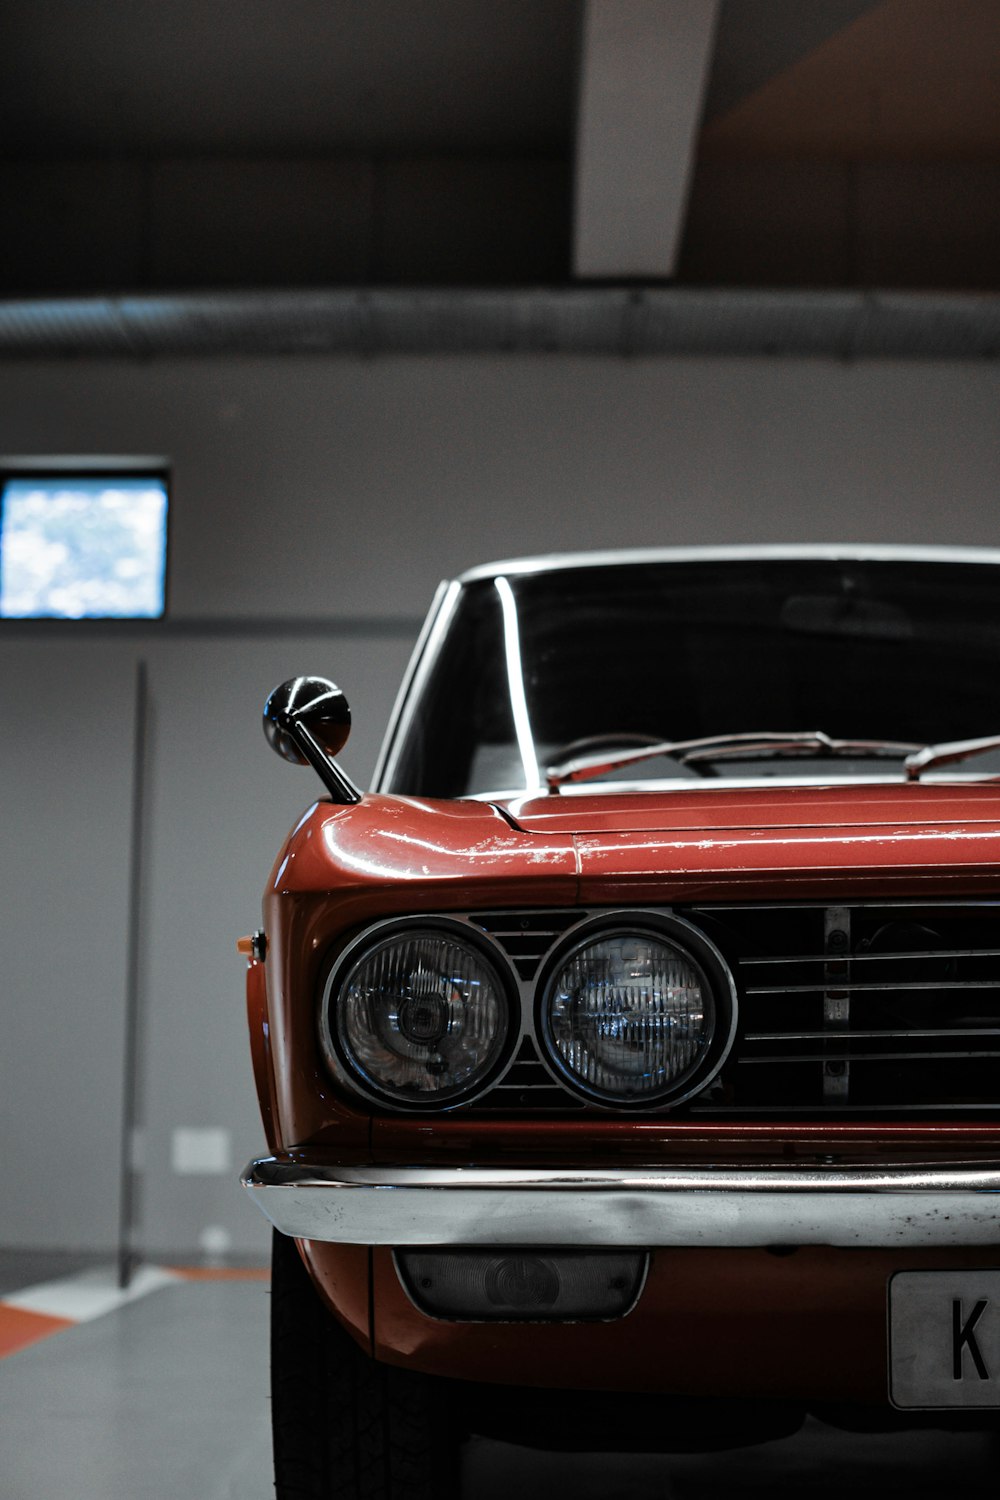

left=242, top=1157, right=1000, bottom=1250
left=373, top=578, right=462, bottom=791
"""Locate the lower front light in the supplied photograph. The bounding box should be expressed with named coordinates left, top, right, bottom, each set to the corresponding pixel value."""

left=394, top=1249, right=648, bottom=1321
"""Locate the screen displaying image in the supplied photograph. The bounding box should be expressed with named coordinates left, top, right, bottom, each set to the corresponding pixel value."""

left=0, top=475, right=169, bottom=619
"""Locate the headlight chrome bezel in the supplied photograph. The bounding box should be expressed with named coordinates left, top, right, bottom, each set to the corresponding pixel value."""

left=535, top=912, right=738, bottom=1110
left=318, top=916, right=519, bottom=1112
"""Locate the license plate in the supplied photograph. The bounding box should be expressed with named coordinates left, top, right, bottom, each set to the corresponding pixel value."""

left=889, top=1271, right=1000, bottom=1409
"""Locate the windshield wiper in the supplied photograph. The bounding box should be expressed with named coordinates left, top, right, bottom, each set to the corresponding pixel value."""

left=904, top=734, right=1000, bottom=781
left=546, top=730, right=922, bottom=791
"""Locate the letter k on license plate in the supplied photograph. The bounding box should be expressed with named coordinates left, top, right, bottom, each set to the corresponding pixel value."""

left=890, top=1271, right=1000, bottom=1408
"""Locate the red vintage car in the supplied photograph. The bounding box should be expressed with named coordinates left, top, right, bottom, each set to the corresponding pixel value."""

left=242, top=547, right=1000, bottom=1499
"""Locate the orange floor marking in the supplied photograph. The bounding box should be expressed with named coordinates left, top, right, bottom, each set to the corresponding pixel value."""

left=167, top=1266, right=269, bottom=1281
left=0, top=1305, right=75, bottom=1358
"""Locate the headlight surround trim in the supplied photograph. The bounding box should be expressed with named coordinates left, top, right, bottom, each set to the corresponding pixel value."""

left=535, top=911, right=738, bottom=1110
left=319, top=916, right=519, bottom=1112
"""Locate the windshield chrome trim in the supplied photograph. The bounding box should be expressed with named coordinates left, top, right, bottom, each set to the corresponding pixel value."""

left=374, top=578, right=462, bottom=792
left=470, top=770, right=1000, bottom=805
left=495, top=575, right=541, bottom=792
left=457, top=544, right=1000, bottom=585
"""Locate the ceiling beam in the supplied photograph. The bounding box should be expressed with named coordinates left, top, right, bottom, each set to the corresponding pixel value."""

left=573, top=0, right=720, bottom=280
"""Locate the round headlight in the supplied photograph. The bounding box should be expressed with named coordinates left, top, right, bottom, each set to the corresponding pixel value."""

left=326, top=927, right=512, bottom=1107
left=540, top=926, right=724, bottom=1106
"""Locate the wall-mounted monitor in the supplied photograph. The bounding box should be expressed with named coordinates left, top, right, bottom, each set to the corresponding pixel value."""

left=0, top=472, right=169, bottom=619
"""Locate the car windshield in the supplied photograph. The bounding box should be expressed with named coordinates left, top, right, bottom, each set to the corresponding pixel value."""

left=385, top=557, right=1000, bottom=797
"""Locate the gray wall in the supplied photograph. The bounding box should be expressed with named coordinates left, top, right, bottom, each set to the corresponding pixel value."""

left=2, top=353, right=998, bottom=1257
left=5, top=357, right=1000, bottom=622
left=0, top=645, right=135, bottom=1248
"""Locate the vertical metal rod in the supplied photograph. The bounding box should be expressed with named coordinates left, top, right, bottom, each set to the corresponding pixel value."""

left=117, top=659, right=148, bottom=1289
left=823, top=905, right=851, bottom=1102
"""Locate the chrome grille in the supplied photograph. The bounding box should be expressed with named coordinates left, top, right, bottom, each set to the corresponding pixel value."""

left=690, top=900, right=1000, bottom=1116
left=461, top=901, right=1000, bottom=1118
left=480, top=1035, right=586, bottom=1113
left=470, top=912, right=585, bottom=1110
left=473, top=910, right=580, bottom=980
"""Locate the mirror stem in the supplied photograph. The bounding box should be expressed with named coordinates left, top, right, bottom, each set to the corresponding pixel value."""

left=290, top=721, right=362, bottom=805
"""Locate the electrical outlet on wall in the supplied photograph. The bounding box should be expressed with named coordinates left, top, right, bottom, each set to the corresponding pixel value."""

left=171, top=1127, right=232, bottom=1175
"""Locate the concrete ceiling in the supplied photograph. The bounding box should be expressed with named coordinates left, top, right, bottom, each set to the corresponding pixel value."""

left=0, top=1, right=579, bottom=153
left=12, top=0, right=988, bottom=159
left=703, top=0, right=878, bottom=121
left=703, top=0, right=1000, bottom=157
left=1, top=0, right=997, bottom=320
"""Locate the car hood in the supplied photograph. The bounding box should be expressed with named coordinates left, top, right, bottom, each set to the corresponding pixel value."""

left=499, top=781, right=1000, bottom=837
left=271, top=782, right=1000, bottom=909
left=495, top=780, right=1000, bottom=901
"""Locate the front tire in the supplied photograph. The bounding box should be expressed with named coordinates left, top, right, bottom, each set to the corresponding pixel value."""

left=270, top=1230, right=464, bottom=1499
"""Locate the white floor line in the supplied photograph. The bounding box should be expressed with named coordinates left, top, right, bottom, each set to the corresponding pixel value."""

left=2, top=1264, right=181, bottom=1323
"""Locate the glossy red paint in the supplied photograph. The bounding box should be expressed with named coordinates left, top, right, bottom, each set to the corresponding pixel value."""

left=510, top=781, right=1000, bottom=902
left=267, top=794, right=577, bottom=897
left=370, top=1243, right=1000, bottom=1401
left=504, top=781, right=1000, bottom=836
left=245, top=958, right=279, bottom=1154
left=258, top=783, right=1000, bottom=1147
left=247, top=552, right=1000, bottom=1461
left=299, top=1239, right=371, bottom=1354
left=260, top=794, right=576, bottom=1147
left=258, top=784, right=1000, bottom=1145
left=253, top=779, right=1000, bottom=1399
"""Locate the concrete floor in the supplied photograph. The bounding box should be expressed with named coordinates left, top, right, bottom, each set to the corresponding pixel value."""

left=0, top=1248, right=106, bottom=1298
left=1, top=1256, right=998, bottom=1500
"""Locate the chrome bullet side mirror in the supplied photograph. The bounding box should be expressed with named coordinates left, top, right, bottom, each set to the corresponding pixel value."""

left=263, top=677, right=361, bottom=804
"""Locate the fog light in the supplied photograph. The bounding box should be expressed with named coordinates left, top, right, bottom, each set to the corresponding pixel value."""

left=485, top=1255, right=560, bottom=1310
left=394, top=1249, right=647, bottom=1322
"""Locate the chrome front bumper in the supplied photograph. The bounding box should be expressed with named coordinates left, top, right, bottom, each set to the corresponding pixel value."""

left=242, top=1157, right=1000, bottom=1249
